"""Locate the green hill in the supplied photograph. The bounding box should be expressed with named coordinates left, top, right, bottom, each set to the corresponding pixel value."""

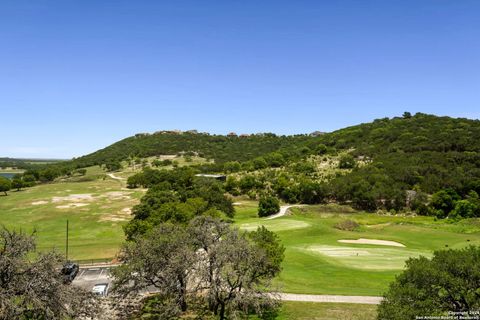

left=70, top=132, right=315, bottom=168
left=22, top=113, right=480, bottom=213
left=320, top=113, right=480, bottom=198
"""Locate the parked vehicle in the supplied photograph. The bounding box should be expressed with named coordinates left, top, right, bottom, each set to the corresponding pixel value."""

left=61, top=261, right=79, bottom=284
left=92, top=283, right=109, bottom=296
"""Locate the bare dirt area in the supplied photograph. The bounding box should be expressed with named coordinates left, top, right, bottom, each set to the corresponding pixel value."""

left=56, top=203, right=89, bottom=209
left=32, top=200, right=49, bottom=205
left=52, top=194, right=94, bottom=203
left=98, top=207, right=133, bottom=222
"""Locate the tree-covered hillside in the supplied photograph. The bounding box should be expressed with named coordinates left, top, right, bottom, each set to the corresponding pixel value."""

left=320, top=113, right=480, bottom=195
left=70, top=132, right=316, bottom=168
left=18, top=113, right=480, bottom=215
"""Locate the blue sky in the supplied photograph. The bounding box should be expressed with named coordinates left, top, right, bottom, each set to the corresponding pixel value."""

left=1, top=1, right=479, bottom=158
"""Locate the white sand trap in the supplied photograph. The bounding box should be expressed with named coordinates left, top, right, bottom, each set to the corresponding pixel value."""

left=56, top=203, right=89, bottom=209
left=338, top=238, right=405, bottom=247
left=32, top=201, right=48, bottom=206
left=52, top=194, right=94, bottom=203
left=232, top=202, right=243, bottom=206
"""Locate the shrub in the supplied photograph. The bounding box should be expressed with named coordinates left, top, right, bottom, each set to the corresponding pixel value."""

left=258, top=196, right=280, bottom=217
left=378, top=246, right=480, bottom=319
left=334, top=219, right=359, bottom=231
left=338, top=154, right=356, bottom=169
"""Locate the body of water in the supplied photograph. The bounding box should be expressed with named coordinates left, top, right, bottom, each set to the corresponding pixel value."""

left=0, top=173, right=17, bottom=179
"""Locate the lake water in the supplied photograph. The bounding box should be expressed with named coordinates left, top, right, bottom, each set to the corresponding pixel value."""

left=0, top=173, right=16, bottom=179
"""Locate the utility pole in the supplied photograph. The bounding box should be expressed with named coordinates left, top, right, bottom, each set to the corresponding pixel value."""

left=66, top=219, right=69, bottom=261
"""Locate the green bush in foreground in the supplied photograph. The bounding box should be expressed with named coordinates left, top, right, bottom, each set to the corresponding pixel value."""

left=378, top=246, right=480, bottom=320
left=0, top=176, right=11, bottom=195
left=258, top=195, right=280, bottom=217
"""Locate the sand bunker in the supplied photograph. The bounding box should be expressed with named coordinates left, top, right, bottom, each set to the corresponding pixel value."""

left=52, top=194, right=94, bottom=203
left=338, top=238, right=405, bottom=247
left=32, top=201, right=48, bottom=206
left=56, top=203, right=89, bottom=209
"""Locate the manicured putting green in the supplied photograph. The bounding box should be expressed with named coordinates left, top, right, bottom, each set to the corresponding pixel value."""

left=239, top=219, right=310, bottom=231
left=234, top=203, right=480, bottom=296
left=299, top=245, right=431, bottom=270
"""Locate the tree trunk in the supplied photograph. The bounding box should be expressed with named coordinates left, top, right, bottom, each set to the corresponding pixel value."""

left=178, top=276, right=188, bottom=312
left=219, top=302, right=226, bottom=320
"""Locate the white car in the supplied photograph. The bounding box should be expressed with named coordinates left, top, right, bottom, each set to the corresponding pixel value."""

left=92, top=283, right=109, bottom=296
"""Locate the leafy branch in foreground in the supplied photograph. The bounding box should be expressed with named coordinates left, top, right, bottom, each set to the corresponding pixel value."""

left=378, top=246, right=480, bottom=320
left=0, top=227, right=97, bottom=320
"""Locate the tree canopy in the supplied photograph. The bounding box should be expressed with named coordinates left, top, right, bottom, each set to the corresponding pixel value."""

left=378, top=246, right=480, bottom=320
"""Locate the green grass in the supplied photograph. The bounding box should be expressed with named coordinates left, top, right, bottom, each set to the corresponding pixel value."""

left=277, top=302, right=377, bottom=320
left=0, top=166, right=145, bottom=260
left=234, top=203, right=480, bottom=296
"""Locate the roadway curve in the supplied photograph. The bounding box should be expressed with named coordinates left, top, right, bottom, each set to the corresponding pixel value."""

left=266, top=205, right=305, bottom=220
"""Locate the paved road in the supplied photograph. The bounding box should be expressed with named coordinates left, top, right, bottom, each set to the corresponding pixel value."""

left=73, top=266, right=382, bottom=304
left=266, top=205, right=305, bottom=220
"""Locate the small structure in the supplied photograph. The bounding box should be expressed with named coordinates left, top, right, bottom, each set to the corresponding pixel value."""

left=310, top=131, right=326, bottom=137
left=195, top=174, right=227, bottom=181
left=227, top=132, right=238, bottom=137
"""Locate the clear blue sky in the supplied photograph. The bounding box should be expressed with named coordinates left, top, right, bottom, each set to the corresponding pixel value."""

left=1, top=1, right=479, bottom=159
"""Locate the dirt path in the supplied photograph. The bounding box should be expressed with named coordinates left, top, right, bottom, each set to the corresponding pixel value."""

left=279, top=293, right=382, bottom=305
left=266, top=205, right=305, bottom=220
left=107, top=173, right=125, bottom=181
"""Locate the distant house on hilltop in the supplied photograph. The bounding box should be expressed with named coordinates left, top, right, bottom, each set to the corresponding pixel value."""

left=227, top=132, right=238, bottom=137
left=310, top=131, right=326, bottom=137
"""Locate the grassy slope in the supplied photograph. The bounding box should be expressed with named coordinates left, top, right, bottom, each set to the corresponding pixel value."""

left=0, top=156, right=208, bottom=261
left=278, top=302, right=377, bottom=320
left=234, top=202, right=480, bottom=296
left=0, top=166, right=145, bottom=261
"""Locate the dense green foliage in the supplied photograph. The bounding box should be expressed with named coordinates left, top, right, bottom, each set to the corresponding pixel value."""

left=258, top=195, right=280, bottom=217
left=228, top=113, right=480, bottom=212
left=378, top=246, right=480, bottom=319
left=0, top=177, right=11, bottom=195
left=124, top=167, right=234, bottom=240
left=68, top=132, right=316, bottom=168
left=323, top=113, right=480, bottom=198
